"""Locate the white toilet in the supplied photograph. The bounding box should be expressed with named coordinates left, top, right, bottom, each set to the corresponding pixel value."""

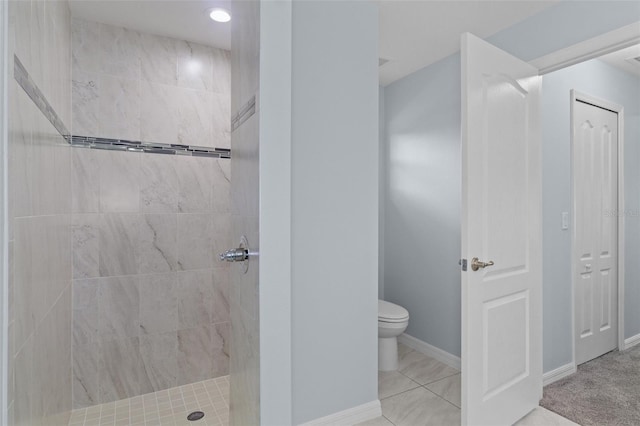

left=378, top=299, right=410, bottom=371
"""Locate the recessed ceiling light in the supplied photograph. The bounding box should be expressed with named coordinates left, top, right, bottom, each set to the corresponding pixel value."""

left=208, top=8, right=231, bottom=23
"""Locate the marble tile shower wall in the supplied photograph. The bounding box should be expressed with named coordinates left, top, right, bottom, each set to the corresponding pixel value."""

left=70, top=20, right=232, bottom=409
left=7, top=1, right=73, bottom=425
left=71, top=18, right=230, bottom=149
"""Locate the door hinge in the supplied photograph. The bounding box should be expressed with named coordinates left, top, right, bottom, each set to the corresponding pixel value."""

left=459, top=258, right=467, bottom=272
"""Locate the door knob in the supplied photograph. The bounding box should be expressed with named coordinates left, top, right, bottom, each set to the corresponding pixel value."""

left=471, top=257, right=494, bottom=271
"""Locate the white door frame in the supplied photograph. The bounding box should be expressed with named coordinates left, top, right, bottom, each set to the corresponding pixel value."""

left=570, top=90, right=625, bottom=364
left=531, top=21, right=640, bottom=75
left=527, top=21, right=640, bottom=373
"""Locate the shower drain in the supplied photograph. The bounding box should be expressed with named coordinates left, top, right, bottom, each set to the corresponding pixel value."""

left=187, top=411, right=205, bottom=421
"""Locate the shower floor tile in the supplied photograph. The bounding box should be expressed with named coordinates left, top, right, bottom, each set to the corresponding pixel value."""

left=68, top=376, right=229, bottom=426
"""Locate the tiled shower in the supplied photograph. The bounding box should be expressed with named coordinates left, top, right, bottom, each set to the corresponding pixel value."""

left=7, top=2, right=233, bottom=424
left=70, top=18, right=232, bottom=409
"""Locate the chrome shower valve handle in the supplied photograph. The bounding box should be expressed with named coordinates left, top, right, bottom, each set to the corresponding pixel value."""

left=219, top=248, right=248, bottom=262
left=218, top=235, right=252, bottom=273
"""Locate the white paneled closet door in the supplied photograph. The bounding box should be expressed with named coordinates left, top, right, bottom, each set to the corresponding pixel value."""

left=573, top=97, right=619, bottom=365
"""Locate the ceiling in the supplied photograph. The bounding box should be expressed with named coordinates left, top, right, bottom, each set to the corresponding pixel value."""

left=69, top=0, right=232, bottom=51
left=599, top=44, right=640, bottom=78
left=378, top=0, right=558, bottom=85
left=70, top=0, right=559, bottom=86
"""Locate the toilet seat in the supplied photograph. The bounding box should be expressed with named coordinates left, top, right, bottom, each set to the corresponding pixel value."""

left=378, top=300, right=409, bottom=323
left=378, top=300, right=410, bottom=371
left=379, top=316, right=409, bottom=324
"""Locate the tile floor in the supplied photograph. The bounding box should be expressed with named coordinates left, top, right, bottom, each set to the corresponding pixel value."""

left=67, top=345, right=578, bottom=426
left=358, top=343, right=579, bottom=426
left=68, top=376, right=229, bottom=426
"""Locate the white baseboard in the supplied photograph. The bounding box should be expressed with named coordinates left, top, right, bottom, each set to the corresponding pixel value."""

left=542, top=362, right=576, bottom=386
left=398, top=333, right=461, bottom=371
left=542, top=335, right=640, bottom=386
left=299, top=400, right=381, bottom=426
left=623, top=333, right=640, bottom=350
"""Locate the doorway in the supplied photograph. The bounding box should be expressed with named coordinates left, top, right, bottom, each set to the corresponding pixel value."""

left=380, top=17, right=640, bottom=426
left=571, top=91, right=623, bottom=366
left=536, top=40, right=639, bottom=426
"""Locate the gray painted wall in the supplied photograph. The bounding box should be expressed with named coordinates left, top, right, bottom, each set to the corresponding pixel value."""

left=382, top=0, right=640, bottom=372
left=379, top=86, right=386, bottom=300
left=383, top=53, right=462, bottom=357
left=259, top=0, right=293, bottom=424
left=539, top=59, right=640, bottom=370
left=291, top=1, right=379, bottom=423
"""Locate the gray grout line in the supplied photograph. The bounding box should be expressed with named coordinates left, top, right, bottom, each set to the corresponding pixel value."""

left=382, top=414, right=396, bottom=425
left=380, top=379, right=460, bottom=412
left=379, top=384, right=422, bottom=401
left=378, top=384, right=460, bottom=426
left=395, top=365, right=460, bottom=387
left=421, top=371, right=461, bottom=386
left=396, top=370, right=422, bottom=386
left=421, top=385, right=462, bottom=411
left=379, top=350, right=463, bottom=417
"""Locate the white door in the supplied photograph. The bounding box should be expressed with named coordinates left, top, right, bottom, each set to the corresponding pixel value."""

left=461, top=33, right=542, bottom=426
left=573, top=95, right=619, bottom=365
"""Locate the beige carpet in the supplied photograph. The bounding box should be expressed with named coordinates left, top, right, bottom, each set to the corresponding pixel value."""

left=540, top=344, right=640, bottom=426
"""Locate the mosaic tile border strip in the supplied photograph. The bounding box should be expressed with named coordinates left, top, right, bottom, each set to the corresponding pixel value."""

left=231, top=95, right=256, bottom=132
left=70, top=135, right=231, bottom=158
left=14, top=54, right=70, bottom=138
left=13, top=54, right=231, bottom=159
